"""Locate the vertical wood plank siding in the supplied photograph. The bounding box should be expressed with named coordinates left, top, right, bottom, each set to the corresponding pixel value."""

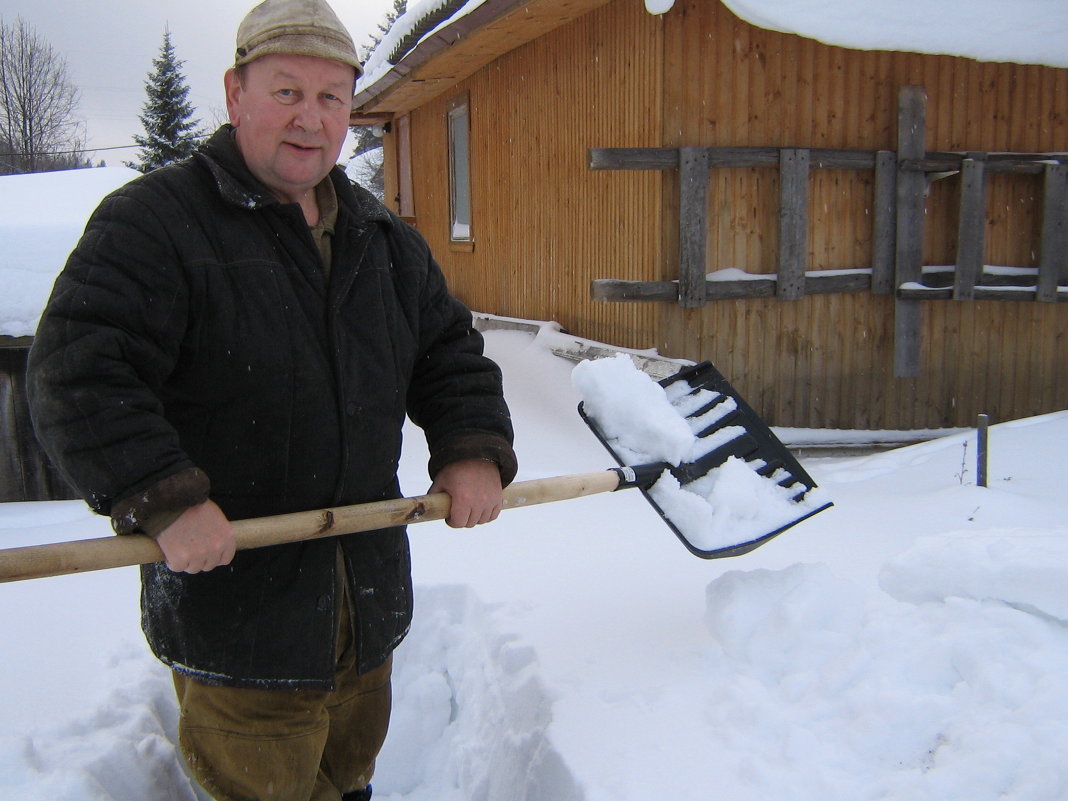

left=658, top=0, right=1068, bottom=428
left=401, top=0, right=1067, bottom=428
left=407, top=0, right=663, bottom=349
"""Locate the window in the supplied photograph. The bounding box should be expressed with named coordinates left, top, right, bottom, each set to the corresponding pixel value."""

left=447, top=93, right=473, bottom=245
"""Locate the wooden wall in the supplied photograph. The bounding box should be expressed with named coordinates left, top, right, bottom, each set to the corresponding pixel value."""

left=656, top=0, right=1068, bottom=428
left=403, top=0, right=664, bottom=349
left=394, top=0, right=1068, bottom=429
left=0, top=342, right=78, bottom=502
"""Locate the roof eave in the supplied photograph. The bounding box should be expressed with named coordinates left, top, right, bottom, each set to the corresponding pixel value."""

left=351, top=0, right=615, bottom=121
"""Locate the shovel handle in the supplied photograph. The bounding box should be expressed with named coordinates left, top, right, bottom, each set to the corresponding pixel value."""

left=0, top=470, right=626, bottom=583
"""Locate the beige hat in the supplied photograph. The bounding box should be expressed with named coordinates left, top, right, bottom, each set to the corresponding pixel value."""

left=235, top=0, right=363, bottom=76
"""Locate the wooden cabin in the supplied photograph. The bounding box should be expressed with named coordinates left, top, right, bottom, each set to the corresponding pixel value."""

left=351, top=0, right=1068, bottom=430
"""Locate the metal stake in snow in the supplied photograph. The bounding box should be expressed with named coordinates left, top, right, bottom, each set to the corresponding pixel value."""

left=977, top=414, right=990, bottom=488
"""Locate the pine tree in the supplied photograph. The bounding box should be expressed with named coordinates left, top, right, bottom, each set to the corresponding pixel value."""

left=126, top=29, right=202, bottom=172
left=360, top=0, right=407, bottom=61
left=348, top=0, right=406, bottom=200
left=352, top=0, right=407, bottom=161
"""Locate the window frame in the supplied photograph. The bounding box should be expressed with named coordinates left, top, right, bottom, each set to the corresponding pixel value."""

left=395, top=114, right=414, bottom=222
left=446, top=92, right=474, bottom=249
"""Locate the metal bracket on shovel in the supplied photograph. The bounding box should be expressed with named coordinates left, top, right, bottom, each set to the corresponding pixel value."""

left=579, top=360, right=832, bottom=559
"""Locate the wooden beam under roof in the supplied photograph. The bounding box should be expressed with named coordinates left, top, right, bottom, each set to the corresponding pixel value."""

left=351, top=0, right=615, bottom=120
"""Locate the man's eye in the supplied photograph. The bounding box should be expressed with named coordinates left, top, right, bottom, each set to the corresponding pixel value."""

left=277, top=89, right=297, bottom=100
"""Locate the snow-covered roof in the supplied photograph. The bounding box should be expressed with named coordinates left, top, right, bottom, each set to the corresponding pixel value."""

left=359, top=0, right=492, bottom=88
left=720, top=0, right=1068, bottom=70
left=354, top=0, right=1067, bottom=115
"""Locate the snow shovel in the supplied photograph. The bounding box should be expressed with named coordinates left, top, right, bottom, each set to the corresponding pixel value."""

left=577, top=359, right=831, bottom=559
left=0, top=360, right=829, bottom=583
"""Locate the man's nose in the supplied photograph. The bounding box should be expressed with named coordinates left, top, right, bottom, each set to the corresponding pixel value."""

left=292, top=100, right=323, bottom=133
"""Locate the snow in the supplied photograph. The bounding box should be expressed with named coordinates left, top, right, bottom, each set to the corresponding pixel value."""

left=3, top=316, right=1068, bottom=799
left=571, top=354, right=693, bottom=466
left=644, top=0, right=676, bottom=15
left=0, top=167, right=140, bottom=338
left=721, top=0, right=1068, bottom=69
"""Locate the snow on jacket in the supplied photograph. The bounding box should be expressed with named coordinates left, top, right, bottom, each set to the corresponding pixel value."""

left=27, top=126, right=516, bottom=688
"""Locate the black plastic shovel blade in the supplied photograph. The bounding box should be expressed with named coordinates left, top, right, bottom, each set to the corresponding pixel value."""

left=579, top=360, right=832, bottom=559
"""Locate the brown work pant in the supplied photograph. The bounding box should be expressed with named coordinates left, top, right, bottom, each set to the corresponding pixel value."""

left=172, top=574, right=392, bottom=801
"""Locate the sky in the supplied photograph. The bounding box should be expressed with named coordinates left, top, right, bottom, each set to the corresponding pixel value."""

left=0, top=0, right=397, bottom=166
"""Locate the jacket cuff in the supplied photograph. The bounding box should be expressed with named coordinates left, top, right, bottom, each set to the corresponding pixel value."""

left=428, top=431, right=518, bottom=488
left=111, top=467, right=211, bottom=537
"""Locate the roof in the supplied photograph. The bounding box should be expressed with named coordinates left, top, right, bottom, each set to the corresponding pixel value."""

left=351, top=0, right=614, bottom=120
left=351, top=0, right=1068, bottom=121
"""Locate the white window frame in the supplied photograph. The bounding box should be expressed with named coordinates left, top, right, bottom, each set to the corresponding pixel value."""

left=447, top=93, right=473, bottom=245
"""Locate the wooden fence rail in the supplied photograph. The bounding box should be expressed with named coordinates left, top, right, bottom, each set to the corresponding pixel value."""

left=588, top=144, right=898, bottom=308
left=588, top=86, right=1068, bottom=377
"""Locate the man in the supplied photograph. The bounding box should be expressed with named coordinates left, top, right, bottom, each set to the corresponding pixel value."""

left=26, top=0, right=517, bottom=799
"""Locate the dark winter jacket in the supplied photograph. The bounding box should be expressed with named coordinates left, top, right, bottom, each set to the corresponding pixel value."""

left=27, top=126, right=516, bottom=688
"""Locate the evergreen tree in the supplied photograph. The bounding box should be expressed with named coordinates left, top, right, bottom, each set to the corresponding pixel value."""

left=126, top=29, right=202, bottom=172
left=350, top=125, right=380, bottom=160
left=359, top=0, right=407, bottom=61
left=348, top=0, right=406, bottom=199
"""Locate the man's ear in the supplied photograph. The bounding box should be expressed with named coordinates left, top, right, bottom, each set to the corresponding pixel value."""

left=223, top=68, right=242, bottom=126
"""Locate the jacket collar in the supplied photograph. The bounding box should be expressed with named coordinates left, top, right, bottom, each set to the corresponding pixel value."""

left=195, top=125, right=393, bottom=229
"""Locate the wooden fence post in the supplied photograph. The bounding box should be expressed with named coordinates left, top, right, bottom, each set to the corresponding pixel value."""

left=1038, top=163, right=1068, bottom=302
left=778, top=148, right=809, bottom=300
left=894, top=85, right=927, bottom=379
left=954, top=156, right=987, bottom=300
left=678, top=146, right=709, bottom=308
left=872, top=150, right=898, bottom=294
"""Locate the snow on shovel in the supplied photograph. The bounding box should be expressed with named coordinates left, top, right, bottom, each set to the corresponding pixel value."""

left=0, top=357, right=830, bottom=582
left=574, top=354, right=831, bottom=558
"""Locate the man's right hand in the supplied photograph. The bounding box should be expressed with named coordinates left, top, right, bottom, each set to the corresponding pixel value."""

left=155, top=500, right=236, bottom=573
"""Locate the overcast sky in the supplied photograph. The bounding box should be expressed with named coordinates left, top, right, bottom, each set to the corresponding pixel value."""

left=0, top=0, right=396, bottom=166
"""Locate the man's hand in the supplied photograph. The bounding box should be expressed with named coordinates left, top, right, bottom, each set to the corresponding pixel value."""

left=155, top=500, right=236, bottom=573
left=429, top=459, right=504, bottom=528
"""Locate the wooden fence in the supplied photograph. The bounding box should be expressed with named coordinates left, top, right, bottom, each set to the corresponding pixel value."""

left=588, top=86, right=1068, bottom=377
left=0, top=340, right=77, bottom=502
left=588, top=145, right=897, bottom=303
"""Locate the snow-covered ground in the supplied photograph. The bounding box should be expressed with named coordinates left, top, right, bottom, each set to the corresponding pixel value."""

left=0, top=167, right=141, bottom=338
left=3, top=322, right=1068, bottom=800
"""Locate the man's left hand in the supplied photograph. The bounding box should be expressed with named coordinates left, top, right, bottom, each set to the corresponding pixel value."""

left=429, top=459, right=504, bottom=528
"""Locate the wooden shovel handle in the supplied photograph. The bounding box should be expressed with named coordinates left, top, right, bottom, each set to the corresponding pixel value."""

left=0, top=470, right=624, bottom=583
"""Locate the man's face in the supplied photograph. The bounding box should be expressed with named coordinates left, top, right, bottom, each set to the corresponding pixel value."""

left=224, top=54, right=355, bottom=204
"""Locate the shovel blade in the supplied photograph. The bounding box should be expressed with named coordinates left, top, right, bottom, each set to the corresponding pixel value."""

left=579, top=360, right=832, bottom=559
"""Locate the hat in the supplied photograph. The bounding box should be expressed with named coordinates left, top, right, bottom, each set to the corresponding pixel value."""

left=235, top=0, right=363, bottom=76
